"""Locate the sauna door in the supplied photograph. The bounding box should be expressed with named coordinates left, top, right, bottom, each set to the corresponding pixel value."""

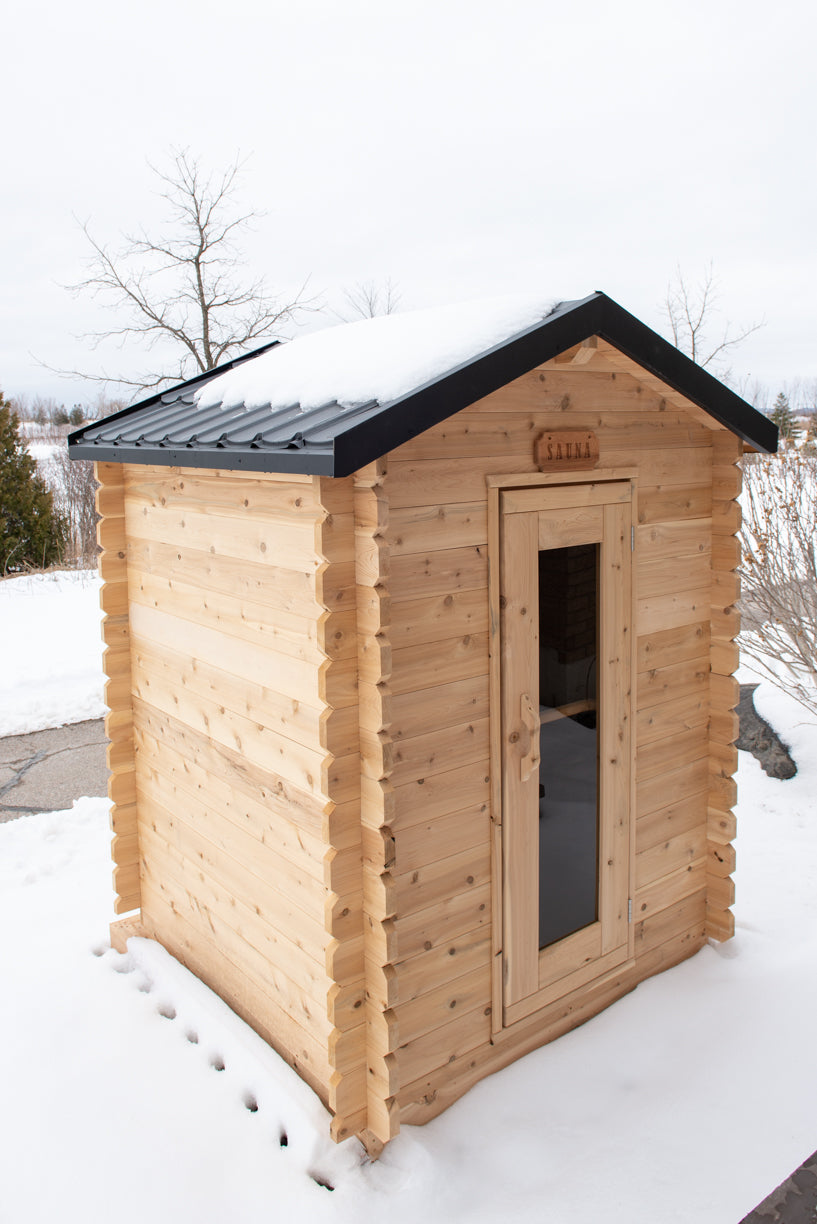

left=499, top=481, right=634, bottom=1026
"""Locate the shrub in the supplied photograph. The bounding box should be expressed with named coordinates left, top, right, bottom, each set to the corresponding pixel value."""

left=0, top=393, right=67, bottom=572
left=52, top=447, right=99, bottom=566
left=740, top=452, right=817, bottom=714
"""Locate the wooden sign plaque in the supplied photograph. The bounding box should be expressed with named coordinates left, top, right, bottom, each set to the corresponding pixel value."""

left=534, top=430, right=599, bottom=471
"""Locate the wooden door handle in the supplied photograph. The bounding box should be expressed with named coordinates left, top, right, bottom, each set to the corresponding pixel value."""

left=520, top=693, right=540, bottom=782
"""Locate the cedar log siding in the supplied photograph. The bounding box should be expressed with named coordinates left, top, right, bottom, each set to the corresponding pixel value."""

left=375, top=354, right=737, bottom=1127
left=115, top=464, right=363, bottom=1118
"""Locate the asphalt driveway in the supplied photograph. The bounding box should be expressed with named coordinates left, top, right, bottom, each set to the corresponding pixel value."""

left=0, top=718, right=108, bottom=821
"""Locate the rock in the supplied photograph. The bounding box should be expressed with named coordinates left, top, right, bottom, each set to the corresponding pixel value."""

left=736, top=684, right=797, bottom=780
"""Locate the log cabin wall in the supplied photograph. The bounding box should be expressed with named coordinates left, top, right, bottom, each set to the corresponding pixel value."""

left=376, top=354, right=739, bottom=1126
left=111, top=463, right=362, bottom=1112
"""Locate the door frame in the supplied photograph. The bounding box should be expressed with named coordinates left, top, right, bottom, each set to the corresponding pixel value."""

left=487, top=470, right=638, bottom=1036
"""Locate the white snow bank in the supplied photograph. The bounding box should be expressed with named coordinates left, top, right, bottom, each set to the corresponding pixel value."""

left=0, top=569, right=105, bottom=735
left=1, top=683, right=816, bottom=1221
left=195, top=294, right=561, bottom=413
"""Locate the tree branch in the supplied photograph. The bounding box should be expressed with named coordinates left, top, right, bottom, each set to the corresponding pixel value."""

left=44, top=149, right=312, bottom=394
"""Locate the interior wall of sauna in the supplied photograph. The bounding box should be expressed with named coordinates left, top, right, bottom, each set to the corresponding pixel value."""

left=381, top=364, right=731, bottom=1125
left=121, top=463, right=339, bottom=1102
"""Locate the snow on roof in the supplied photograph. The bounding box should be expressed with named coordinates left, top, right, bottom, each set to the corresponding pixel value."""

left=194, top=294, right=559, bottom=413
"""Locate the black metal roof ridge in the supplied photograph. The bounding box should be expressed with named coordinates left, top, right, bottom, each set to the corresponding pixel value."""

left=68, top=293, right=777, bottom=476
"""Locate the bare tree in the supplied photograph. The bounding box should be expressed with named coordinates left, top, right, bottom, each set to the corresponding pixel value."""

left=335, top=277, right=402, bottom=321
left=663, top=262, right=763, bottom=379
left=740, top=452, right=817, bottom=716
left=45, top=150, right=313, bottom=395
left=52, top=448, right=99, bottom=567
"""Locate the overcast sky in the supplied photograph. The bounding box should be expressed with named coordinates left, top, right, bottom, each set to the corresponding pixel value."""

left=3, top=0, right=814, bottom=409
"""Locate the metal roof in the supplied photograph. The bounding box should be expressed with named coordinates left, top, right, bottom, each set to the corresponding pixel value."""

left=68, top=292, right=778, bottom=476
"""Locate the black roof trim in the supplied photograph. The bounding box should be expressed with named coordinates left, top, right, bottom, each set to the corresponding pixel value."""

left=67, top=338, right=281, bottom=446
left=69, top=293, right=777, bottom=476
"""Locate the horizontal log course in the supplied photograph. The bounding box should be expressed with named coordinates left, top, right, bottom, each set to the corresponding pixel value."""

left=109, top=914, right=145, bottom=953
left=391, top=675, right=489, bottom=742
left=637, top=791, right=709, bottom=853
left=708, top=806, right=737, bottom=844
left=392, top=963, right=491, bottom=1047
left=389, top=503, right=488, bottom=556
left=137, top=787, right=329, bottom=968
left=638, top=553, right=711, bottom=600
left=637, top=484, right=712, bottom=525
left=128, top=536, right=322, bottom=618
left=124, top=469, right=325, bottom=523
left=706, top=906, right=735, bottom=941
left=390, top=885, right=492, bottom=965
left=390, top=718, right=490, bottom=788
left=396, top=1003, right=491, bottom=1090
left=711, top=604, right=741, bottom=640
left=133, top=702, right=329, bottom=836
left=398, top=917, right=705, bottom=1126
left=389, top=633, right=489, bottom=696
left=113, top=864, right=140, bottom=914
left=140, top=878, right=333, bottom=1101
left=637, top=621, right=710, bottom=672
left=390, top=588, right=489, bottom=650
left=637, top=587, right=711, bottom=636
left=131, top=650, right=329, bottom=799
left=129, top=565, right=356, bottom=662
left=131, top=634, right=357, bottom=759
left=637, top=654, right=709, bottom=708
left=637, top=724, right=709, bottom=783
left=392, top=803, right=492, bottom=873
left=637, top=756, right=709, bottom=821
left=636, top=826, right=707, bottom=890
left=707, top=840, right=736, bottom=877
left=633, top=857, right=707, bottom=922
left=393, top=843, right=491, bottom=918
left=392, top=761, right=491, bottom=830
left=710, top=640, right=740, bottom=676
left=706, top=873, right=736, bottom=911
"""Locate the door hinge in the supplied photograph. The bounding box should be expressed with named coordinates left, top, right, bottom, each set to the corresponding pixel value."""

left=628, top=898, right=633, bottom=923
left=631, top=525, right=635, bottom=552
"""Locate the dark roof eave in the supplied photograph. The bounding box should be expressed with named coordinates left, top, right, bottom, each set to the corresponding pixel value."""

left=66, top=338, right=282, bottom=451
left=329, top=292, right=776, bottom=477
left=592, top=294, right=778, bottom=453
left=69, top=440, right=336, bottom=476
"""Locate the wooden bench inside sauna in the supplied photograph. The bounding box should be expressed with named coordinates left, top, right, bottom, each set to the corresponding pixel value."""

left=69, top=291, right=777, bottom=1153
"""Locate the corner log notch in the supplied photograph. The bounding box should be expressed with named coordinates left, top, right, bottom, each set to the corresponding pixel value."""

left=316, top=474, right=368, bottom=1142
left=706, top=434, right=742, bottom=940
left=352, top=459, right=400, bottom=1153
left=95, top=461, right=140, bottom=916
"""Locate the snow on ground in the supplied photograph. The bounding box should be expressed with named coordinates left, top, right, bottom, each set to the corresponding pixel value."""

left=0, top=570, right=105, bottom=735
left=1, top=578, right=816, bottom=1222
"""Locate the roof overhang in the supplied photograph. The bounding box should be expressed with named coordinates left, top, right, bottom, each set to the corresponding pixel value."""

left=69, top=292, right=778, bottom=476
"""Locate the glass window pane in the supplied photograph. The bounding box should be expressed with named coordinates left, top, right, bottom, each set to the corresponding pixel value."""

left=537, top=544, right=599, bottom=950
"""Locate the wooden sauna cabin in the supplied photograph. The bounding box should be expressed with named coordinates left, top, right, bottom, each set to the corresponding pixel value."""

left=69, top=291, right=777, bottom=1152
